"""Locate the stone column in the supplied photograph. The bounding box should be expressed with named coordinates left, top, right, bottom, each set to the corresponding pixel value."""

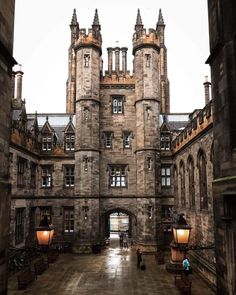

left=114, top=47, right=120, bottom=74
left=121, top=47, right=127, bottom=74
left=107, top=47, right=113, bottom=75
left=203, top=75, right=211, bottom=105
left=15, top=66, right=23, bottom=100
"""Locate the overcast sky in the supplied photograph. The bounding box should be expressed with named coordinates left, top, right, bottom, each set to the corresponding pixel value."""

left=13, top=0, right=210, bottom=114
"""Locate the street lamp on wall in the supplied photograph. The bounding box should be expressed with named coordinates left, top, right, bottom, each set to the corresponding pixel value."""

left=35, top=216, right=54, bottom=246
left=172, top=213, right=191, bottom=250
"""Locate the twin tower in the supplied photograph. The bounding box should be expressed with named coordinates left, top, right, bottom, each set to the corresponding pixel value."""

left=65, top=8, right=170, bottom=251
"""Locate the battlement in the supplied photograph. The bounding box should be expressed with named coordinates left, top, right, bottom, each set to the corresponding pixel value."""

left=133, top=29, right=160, bottom=54
left=172, top=100, right=213, bottom=153
left=74, top=28, right=102, bottom=52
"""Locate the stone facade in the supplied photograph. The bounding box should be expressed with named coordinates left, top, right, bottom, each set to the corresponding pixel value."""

left=9, top=7, right=216, bottom=289
left=0, top=0, right=16, bottom=293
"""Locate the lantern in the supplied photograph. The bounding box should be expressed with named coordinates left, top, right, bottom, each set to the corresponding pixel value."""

left=172, top=214, right=191, bottom=246
left=35, top=216, right=54, bottom=246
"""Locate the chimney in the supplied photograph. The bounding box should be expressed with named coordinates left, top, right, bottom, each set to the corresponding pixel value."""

left=107, top=47, right=113, bottom=75
left=121, top=47, right=128, bottom=74
left=203, top=75, right=211, bottom=105
left=15, top=64, right=24, bottom=100
left=11, top=71, right=16, bottom=98
left=114, top=47, right=120, bottom=74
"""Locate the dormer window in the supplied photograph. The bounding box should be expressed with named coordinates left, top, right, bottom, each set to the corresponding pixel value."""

left=65, top=134, right=75, bottom=151
left=112, top=96, right=123, bottom=114
left=161, top=134, right=170, bottom=150
left=42, top=135, right=52, bottom=151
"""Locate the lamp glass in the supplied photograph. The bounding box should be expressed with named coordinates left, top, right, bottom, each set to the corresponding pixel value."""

left=173, top=227, right=191, bottom=245
left=36, top=228, right=54, bottom=246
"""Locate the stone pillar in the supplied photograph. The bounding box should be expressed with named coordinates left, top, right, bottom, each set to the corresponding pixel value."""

left=121, top=47, right=127, bottom=74
left=203, top=75, right=211, bottom=105
left=15, top=66, right=23, bottom=100
left=107, top=47, right=113, bottom=74
left=114, top=47, right=120, bottom=74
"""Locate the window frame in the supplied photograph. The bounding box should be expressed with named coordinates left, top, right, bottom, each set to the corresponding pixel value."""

left=64, top=165, right=75, bottom=188
left=40, top=207, right=52, bottom=224
left=17, top=157, right=26, bottom=187
left=30, top=161, right=37, bottom=188
left=161, top=166, right=171, bottom=187
left=109, top=165, right=127, bottom=188
left=42, top=135, right=52, bottom=151
left=160, top=134, right=171, bottom=150
left=63, top=207, right=74, bottom=234
left=15, top=208, right=25, bottom=245
left=111, top=96, right=124, bottom=114
left=65, top=133, right=75, bottom=151
left=41, top=165, right=52, bottom=188
left=104, top=132, right=113, bottom=149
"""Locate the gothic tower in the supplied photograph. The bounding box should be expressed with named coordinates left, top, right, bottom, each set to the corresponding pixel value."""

left=133, top=9, right=162, bottom=251
left=73, top=9, right=102, bottom=252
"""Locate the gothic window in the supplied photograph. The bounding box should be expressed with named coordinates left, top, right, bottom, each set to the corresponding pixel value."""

left=83, top=157, right=89, bottom=172
left=40, top=207, right=52, bottom=223
left=173, top=165, right=178, bottom=206
left=17, top=157, right=26, bottom=187
left=161, top=134, right=170, bottom=150
left=84, top=54, right=90, bottom=67
left=65, top=134, right=75, bottom=151
left=15, top=208, right=25, bottom=245
left=145, top=54, right=151, bottom=67
left=30, top=162, right=37, bottom=188
left=109, top=165, right=127, bottom=187
left=198, top=150, right=208, bottom=210
left=64, top=207, right=74, bottom=233
left=42, top=135, right=52, bottom=151
left=161, top=166, right=171, bottom=186
left=64, top=165, right=74, bottom=187
left=104, top=132, right=113, bottom=149
left=41, top=166, right=52, bottom=188
left=179, top=161, right=186, bottom=207
left=112, top=96, right=123, bottom=114
left=188, top=156, right=195, bottom=208
left=83, top=107, right=90, bottom=121
left=123, top=132, right=132, bottom=148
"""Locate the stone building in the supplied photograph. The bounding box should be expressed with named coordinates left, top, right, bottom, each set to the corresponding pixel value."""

left=9, top=8, right=216, bottom=289
left=207, top=0, right=236, bottom=294
left=0, top=0, right=16, bottom=294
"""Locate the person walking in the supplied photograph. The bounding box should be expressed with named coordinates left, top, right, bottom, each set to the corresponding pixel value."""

left=123, top=233, right=128, bottom=249
left=136, top=248, right=142, bottom=268
left=119, top=232, right=124, bottom=249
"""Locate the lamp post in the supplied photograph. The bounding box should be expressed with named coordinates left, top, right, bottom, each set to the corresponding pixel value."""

left=35, top=216, right=54, bottom=249
left=166, top=213, right=191, bottom=273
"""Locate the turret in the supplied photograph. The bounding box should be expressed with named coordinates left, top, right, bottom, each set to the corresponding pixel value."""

left=156, top=9, right=165, bottom=44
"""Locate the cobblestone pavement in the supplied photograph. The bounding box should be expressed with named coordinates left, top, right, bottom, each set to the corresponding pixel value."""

left=8, top=237, right=215, bottom=295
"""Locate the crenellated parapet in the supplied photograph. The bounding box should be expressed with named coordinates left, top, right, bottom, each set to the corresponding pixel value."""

left=74, top=28, right=102, bottom=55
left=172, top=101, right=213, bottom=153
left=132, top=28, right=160, bottom=55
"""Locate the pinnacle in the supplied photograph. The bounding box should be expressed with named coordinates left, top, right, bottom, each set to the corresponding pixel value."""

left=71, top=8, right=78, bottom=26
left=136, top=8, right=143, bottom=26
left=93, top=8, right=100, bottom=26
left=157, top=8, right=165, bottom=25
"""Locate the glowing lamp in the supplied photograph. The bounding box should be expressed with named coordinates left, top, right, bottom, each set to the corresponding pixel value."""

left=35, top=216, right=54, bottom=246
left=172, top=214, right=191, bottom=246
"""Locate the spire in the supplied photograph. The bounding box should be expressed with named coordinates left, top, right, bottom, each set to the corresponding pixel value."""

left=70, top=9, right=79, bottom=43
left=92, top=9, right=101, bottom=31
left=136, top=9, right=143, bottom=26
left=71, top=9, right=79, bottom=27
left=157, top=8, right=165, bottom=26
left=135, top=9, right=143, bottom=37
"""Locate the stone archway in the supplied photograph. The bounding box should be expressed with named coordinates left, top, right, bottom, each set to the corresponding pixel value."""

left=100, top=208, right=137, bottom=242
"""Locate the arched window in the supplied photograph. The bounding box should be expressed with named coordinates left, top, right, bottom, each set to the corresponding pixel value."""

left=188, top=156, right=195, bottom=208
left=198, top=149, right=208, bottom=210
left=179, top=161, right=186, bottom=207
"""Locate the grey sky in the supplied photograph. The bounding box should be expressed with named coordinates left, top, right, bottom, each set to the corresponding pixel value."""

left=13, top=0, right=210, bottom=114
